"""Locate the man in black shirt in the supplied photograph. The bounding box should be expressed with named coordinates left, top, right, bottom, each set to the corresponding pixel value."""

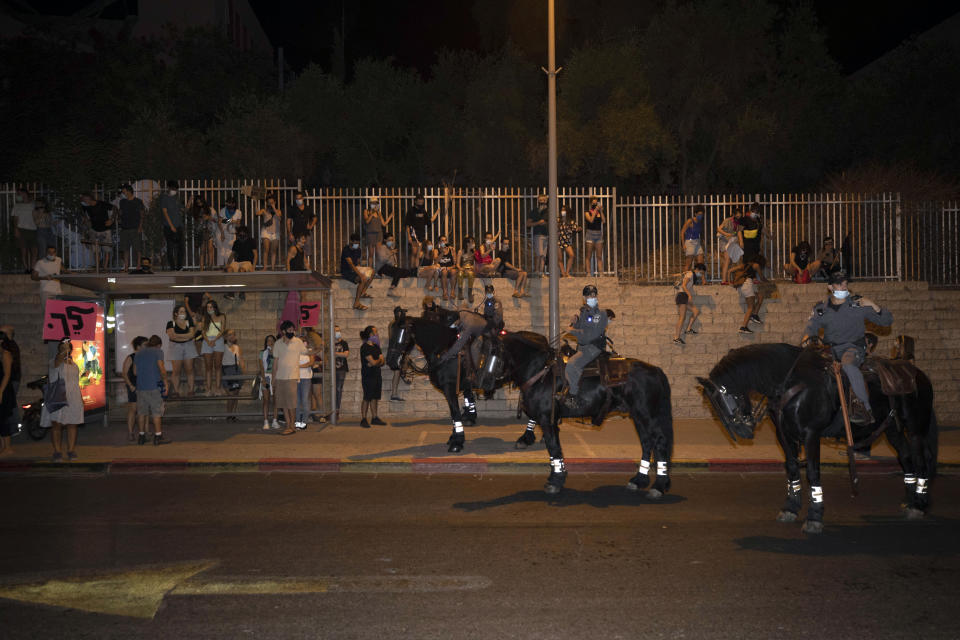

left=333, top=324, right=349, bottom=422
left=286, top=191, right=316, bottom=265
left=404, top=193, right=439, bottom=268
left=227, top=225, right=258, bottom=273
left=117, top=184, right=145, bottom=269
left=81, top=191, right=115, bottom=271
left=340, top=232, right=373, bottom=310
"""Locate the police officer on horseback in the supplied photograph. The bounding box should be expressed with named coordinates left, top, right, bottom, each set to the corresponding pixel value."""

left=476, top=284, right=503, bottom=334
left=438, top=300, right=490, bottom=365
left=801, top=271, right=893, bottom=424
left=558, top=284, right=609, bottom=410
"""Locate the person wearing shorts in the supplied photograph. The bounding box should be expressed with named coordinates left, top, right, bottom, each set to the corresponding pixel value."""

left=133, top=335, right=169, bottom=445
left=81, top=192, right=114, bottom=272
left=256, top=194, right=283, bottom=270
left=166, top=304, right=198, bottom=397
left=583, top=197, right=606, bottom=276
left=274, top=320, right=306, bottom=435
left=673, top=263, right=705, bottom=345
left=200, top=300, right=226, bottom=395
left=527, top=194, right=549, bottom=275
left=680, top=205, right=705, bottom=272
left=733, top=264, right=764, bottom=335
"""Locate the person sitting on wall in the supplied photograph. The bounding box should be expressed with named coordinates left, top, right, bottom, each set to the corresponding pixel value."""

left=784, top=240, right=822, bottom=283
left=226, top=225, right=257, bottom=273
left=340, top=232, right=374, bottom=311
left=814, top=236, right=842, bottom=280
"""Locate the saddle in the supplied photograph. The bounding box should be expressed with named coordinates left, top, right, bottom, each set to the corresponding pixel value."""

left=560, top=352, right=632, bottom=389
left=862, top=356, right=918, bottom=396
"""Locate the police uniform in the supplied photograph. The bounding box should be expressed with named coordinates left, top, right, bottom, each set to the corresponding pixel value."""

left=803, top=295, right=893, bottom=417
left=475, top=295, right=503, bottom=333
left=439, top=310, right=488, bottom=363
left=564, top=296, right=608, bottom=397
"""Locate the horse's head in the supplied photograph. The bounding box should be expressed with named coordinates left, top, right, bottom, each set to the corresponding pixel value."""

left=696, top=376, right=757, bottom=441
left=386, top=311, right=415, bottom=371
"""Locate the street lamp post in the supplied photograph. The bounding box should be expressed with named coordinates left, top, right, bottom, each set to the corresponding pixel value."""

left=546, top=0, right=560, bottom=342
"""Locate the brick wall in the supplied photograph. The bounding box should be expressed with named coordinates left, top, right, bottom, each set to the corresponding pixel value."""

left=2, top=275, right=957, bottom=424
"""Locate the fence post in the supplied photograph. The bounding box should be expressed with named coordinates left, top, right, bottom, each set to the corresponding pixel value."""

left=894, top=192, right=902, bottom=282
left=611, top=186, right=618, bottom=279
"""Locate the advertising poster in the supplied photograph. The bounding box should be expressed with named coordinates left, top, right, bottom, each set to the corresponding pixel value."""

left=71, top=302, right=106, bottom=414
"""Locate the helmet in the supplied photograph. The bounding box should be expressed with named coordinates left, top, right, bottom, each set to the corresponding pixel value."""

left=582, top=285, right=598, bottom=297
left=484, top=284, right=495, bottom=294
left=829, top=270, right=848, bottom=285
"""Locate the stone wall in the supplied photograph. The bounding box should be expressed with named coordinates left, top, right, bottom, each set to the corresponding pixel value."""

left=1, top=275, right=958, bottom=423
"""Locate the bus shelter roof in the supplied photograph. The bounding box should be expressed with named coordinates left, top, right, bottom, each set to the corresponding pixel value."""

left=57, top=270, right=331, bottom=296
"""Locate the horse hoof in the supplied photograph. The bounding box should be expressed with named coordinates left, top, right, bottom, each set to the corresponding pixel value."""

left=626, top=472, right=649, bottom=492
left=515, top=431, right=536, bottom=449
left=776, top=510, right=799, bottom=523
left=448, top=443, right=463, bottom=453
left=646, top=488, right=663, bottom=500
left=904, top=507, right=925, bottom=520
left=801, top=520, right=824, bottom=534
left=544, top=483, right=562, bottom=495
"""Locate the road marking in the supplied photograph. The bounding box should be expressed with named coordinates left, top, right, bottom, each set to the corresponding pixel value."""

left=0, top=561, right=491, bottom=620
left=418, top=430, right=428, bottom=445
left=573, top=432, right=596, bottom=457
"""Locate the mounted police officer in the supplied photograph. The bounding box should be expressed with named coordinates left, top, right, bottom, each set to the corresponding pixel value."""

left=438, top=302, right=489, bottom=365
left=558, top=284, right=609, bottom=410
left=801, top=271, right=893, bottom=424
left=475, top=284, right=503, bottom=334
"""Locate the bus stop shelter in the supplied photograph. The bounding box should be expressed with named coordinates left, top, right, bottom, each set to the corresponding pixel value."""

left=57, top=271, right=338, bottom=424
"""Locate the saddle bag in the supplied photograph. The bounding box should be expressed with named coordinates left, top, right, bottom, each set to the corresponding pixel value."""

left=863, top=357, right=918, bottom=396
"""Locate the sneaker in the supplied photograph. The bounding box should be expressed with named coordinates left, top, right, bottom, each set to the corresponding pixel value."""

left=137, top=433, right=147, bottom=445
left=390, top=395, right=404, bottom=402
left=672, top=337, right=685, bottom=345
left=360, top=418, right=370, bottom=429
left=271, top=419, right=281, bottom=429
left=67, top=451, right=78, bottom=461
left=738, top=326, right=753, bottom=334
left=295, top=421, right=307, bottom=430
left=262, top=421, right=271, bottom=431
left=51, top=452, right=63, bottom=462
left=685, top=328, right=698, bottom=334
left=370, top=417, right=386, bottom=426
left=153, top=434, right=172, bottom=446
left=750, top=314, right=763, bottom=325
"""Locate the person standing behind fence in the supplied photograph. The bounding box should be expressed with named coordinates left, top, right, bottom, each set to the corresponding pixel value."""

left=134, top=335, right=170, bottom=445
left=12, top=187, right=38, bottom=274
left=286, top=192, right=316, bottom=268
left=81, top=192, right=115, bottom=272
left=117, top=184, right=145, bottom=270
left=188, top=195, right=217, bottom=270
left=32, top=199, right=56, bottom=255
left=363, top=195, right=392, bottom=269
left=405, top=193, right=438, bottom=269
left=359, top=325, right=386, bottom=428
left=256, top=193, right=283, bottom=270
left=418, top=239, right=440, bottom=292
left=217, top=197, right=242, bottom=268
left=558, top=206, right=580, bottom=277
left=121, top=336, right=147, bottom=441
left=679, top=205, right=705, bottom=273
left=583, top=197, right=606, bottom=276
left=527, top=194, right=549, bottom=275
left=333, top=325, right=348, bottom=422
left=457, top=236, right=477, bottom=303
left=159, top=181, right=185, bottom=271
left=226, top=224, right=257, bottom=274
left=717, top=207, right=743, bottom=284
left=274, top=320, right=305, bottom=435
left=43, top=337, right=85, bottom=460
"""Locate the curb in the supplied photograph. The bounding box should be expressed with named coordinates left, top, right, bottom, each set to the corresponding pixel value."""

left=1, top=458, right=956, bottom=475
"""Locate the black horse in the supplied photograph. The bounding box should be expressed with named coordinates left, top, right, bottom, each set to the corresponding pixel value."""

left=698, top=343, right=937, bottom=533
left=500, top=330, right=674, bottom=496
left=386, top=307, right=490, bottom=453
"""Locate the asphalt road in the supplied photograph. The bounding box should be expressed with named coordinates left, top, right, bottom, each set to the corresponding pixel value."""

left=2, top=471, right=959, bottom=639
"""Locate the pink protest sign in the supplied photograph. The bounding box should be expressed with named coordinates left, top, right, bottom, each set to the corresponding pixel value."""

left=299, top=302, right=321, bottom=327
left=43, top=300, right=99, bottom=341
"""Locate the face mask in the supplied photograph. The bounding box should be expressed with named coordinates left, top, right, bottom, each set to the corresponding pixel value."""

left=169, top=190, right=177, bottom=196
left=586, top=297, right=598, bottom=308
left=468, top=244, right=475, bottom=250
left=46, top=255, right=56, bottom=261
left=386, top=240, right=394, bottom=248
left=371, top=204, right=379, bottom=210
left=285, top=331, right=295, bottom=338
left=351, top=243, right=359, bottom=249
left=296, top=199, right=304, bottom=206
left=206, top=307, right=214, bottom=314
left=485, top=240, right=493, bottom=246
left=439, top=241, right=446, bottom=248
left=371, top=335, right=381, bottom=346
left=124, top=193, right=132, bottom=199
left=335, top=332, right=341, bottom=340
left=486, top=293, right=494, bottom=300
left=178, top=313, right=186, bottom=320
left=832, top=289, right=850, bottom=300
left=81, top=201, right=90, bottom=207
left=501, top=244, right=509, bottom=252
left=426, top=244, right=433, bottom=251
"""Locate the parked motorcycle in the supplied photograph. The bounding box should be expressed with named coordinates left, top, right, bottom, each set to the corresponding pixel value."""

left=20, top=376, right=48, bottom=441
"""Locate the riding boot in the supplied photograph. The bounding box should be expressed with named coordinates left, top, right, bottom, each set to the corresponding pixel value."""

left=849, top=396, right=873, bottom=425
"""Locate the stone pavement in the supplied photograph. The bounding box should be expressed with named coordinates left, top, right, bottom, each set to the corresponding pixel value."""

left=2, top=412, right=957, bottom=474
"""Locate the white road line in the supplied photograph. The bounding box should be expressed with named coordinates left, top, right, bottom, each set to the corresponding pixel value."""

left=573, top=432, right=596, bottom=457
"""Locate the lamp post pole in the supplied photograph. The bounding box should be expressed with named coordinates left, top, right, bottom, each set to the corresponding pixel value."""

left=546, top=0, right=560, bottom=342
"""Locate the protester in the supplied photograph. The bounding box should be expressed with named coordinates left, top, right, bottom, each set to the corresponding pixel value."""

left=333, top=325, right=349, bottom=422
left=189, top=195, right=217, bottom=270
left=295, top=327, right=315, bottom=429
left=732, top=264, right=765, bottom=334
left=785, top=240, right=821, bottom=283
left=527, top=194, right=549, bottom=275
left=117, top=184, right=146, bottom=270
left=130, top=256, right=154, bottom=275
left=32, top=199, right=56, bottom=255
left=80, top=191, right=115, bottom=271
left=0, top=335, right=16, bottom=457
left=375, top=233, right=417, bottom=296
left=717, top=207, right=743, bottom=284
left=0, top=325, right=21, bottom=452
left=739, top=203, right=767, bottom=279
left=166, top=305, right=198, bottom=397
left=274, top=320, right=306, bottom=435
left=679, top=205, right=705, bottom=273
left=256, top=193, right=283, bottom=270
left=200, top=299, right=227, bottom=395
left=287, top=233, right=309, bottom=271
left=32, top=244, right=63, bottom=309
left=359, top=325, right=386, bottom=428
left=584, top=197, right=606, bottom=276
left=456, top=236, right=477, bottom=303
left=12, top=187, right=38, bottom=273
left=558, top=206, right=581, bottom=277
left=340, top=232, right=374, bottom=310
left=286, top=191, right=316, bottom=263
left=121, top=336, right=147, bottom=441
left=475, top=232, right=501, bottom=278
left=259, top=334, right=279, bottom=430
left=363, top=195, right=392, bottom=269
left=41, top=338, right=84, bottom=460
left=226, top=224, right=257, bottom=275
left=673, top=263, right=706, bottom=345
left=435, top=234, right=457, bottom=301
left=217, top=197, right=243, bottom=268
left=815, top=236, right=842, bottom=279
left=221, top=329, right=244, bottom=421
left=494, top=236, right=530, bottom=298
left=305, top=328, right=327, bottom=424
left=417, top=239, right=440, bottom=292
left=404, top=193, right=439, bottom=268
left=159, top=180, right=185, bottom=270
left=134, top=335, right=170, bottom=445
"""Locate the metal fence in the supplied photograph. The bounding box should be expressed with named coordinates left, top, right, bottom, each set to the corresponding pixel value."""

left=2, top=182, right=958, bottom=286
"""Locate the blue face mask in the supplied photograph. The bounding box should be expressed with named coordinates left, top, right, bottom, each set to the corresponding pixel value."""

left=832, top=289, right=850, bottom=300
left=586, top=297, right=598, bottom=308
left=386, top=241, right=394, bottom=248
left=371, top=335, right=381, bottom=346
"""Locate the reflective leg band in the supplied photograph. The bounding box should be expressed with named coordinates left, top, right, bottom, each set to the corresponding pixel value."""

left=526, top=420, right=536, bottom=431
left=811, top=486, right=823, bottom=504
left=789, top=479, right=801, bottom=494
left=657, top=461, right=668, bottom=477
left=916, top=478, right=928, bottom=495
left=550, top=458, right=566, bottom=473
left=904, top=475, right=917, bottom=485
left=639, top=459, right=651, bottom=474
left=454, top=421, right=464, bottom=433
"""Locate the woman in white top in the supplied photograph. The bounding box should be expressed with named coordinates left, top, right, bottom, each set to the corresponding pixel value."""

left=673, top=263, right=706, bottom=345
left=217, top=198, right=243, bottom=267
left=42, top=337, right=84, bottom=461
left=256, top=193, right=283, bottom=270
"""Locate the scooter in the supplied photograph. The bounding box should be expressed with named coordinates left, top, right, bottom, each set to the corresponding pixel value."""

left=19, top=376, right=48, bottom=441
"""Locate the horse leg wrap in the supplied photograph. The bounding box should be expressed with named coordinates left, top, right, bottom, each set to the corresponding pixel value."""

left=811, top=485, right=824, bottom=504
left=453, top=421, right=464, bottom=434
left=550, top=458, right=566, bottom=473
left=904, top=474, right=917, bottom=488
left=656, top=461, right=668, bottom=477
left=916, top=478, right=928, bottom=496
left=638, top=459, right=651, bottom=475
left=788, top=479, right=802, bottom=496
left=526, top=420, right=536, bottom=432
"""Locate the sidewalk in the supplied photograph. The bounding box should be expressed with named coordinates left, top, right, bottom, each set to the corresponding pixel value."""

left=2, top=413, right=958, bottom=474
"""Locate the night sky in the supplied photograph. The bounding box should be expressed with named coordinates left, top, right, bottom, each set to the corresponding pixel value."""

left=247, top=0, right=959, bottom=75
